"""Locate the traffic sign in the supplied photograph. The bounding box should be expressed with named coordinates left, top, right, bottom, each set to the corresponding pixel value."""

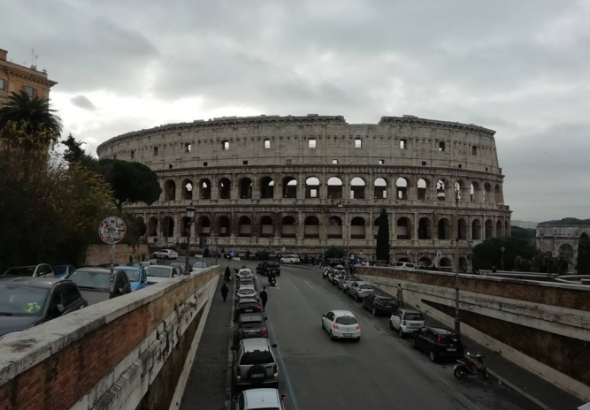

left=98, top=216, right=126, bottom=245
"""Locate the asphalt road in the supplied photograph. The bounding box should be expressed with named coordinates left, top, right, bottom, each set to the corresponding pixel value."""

left=247, top=261, right=538, bottom=410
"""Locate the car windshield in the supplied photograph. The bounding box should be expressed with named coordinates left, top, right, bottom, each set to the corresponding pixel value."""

left=120, top=268, right=141, bottom=282
left=239, top=289, right=256, bottom=296
left=146, top=267, right=173, bottom=278
left=441, top=335, right=459, bottom=344
left=3, top=266, right=36, bottom=277
left=241, top=320, right=264, bottom=329
left=405, top=313, right=424, bottom=321
left=336, top=316, right=357, bottom=325
left=0, top=285, right=48, bottom=316
left=240, top=351, right=274, bottom=365
left=53, top=265, right=70, bottom=275
left=193, top=262, right=206, bottom=268
left=69, top=270, right=111, bottom=289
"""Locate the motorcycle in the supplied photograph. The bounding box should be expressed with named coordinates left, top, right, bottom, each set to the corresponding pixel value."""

left=454, top=352, right=488, bottom=380
left=323, top=269, right=330, bottom=280
left=268, top=276, right=277, bottom=286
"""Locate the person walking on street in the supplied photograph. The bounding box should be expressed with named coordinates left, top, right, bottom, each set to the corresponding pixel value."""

left=221, top=283, right=229, bottom=302
left=224, top=266, right=231, bottom=282
left=260, top=287, right=268, bottom=312
left=397, top=284, right=404, bottom=307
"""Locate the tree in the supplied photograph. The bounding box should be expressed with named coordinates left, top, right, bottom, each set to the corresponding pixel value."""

left=473, top=237, right=536, bottom=271
left=325, top=246, right=344, bottom=259
left=576, top=232, right=590, bottom=274
left=0, top=91, right=62, bottom=142
left=61, top=133, right=100, bottom=172
left=98, top=159, right=162, bottom=210
left=375, top=209, right=390, bottom=263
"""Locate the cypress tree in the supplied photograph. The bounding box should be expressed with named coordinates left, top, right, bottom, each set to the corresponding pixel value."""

left=575, top=232, right=590, bottom=274
left=376, top=209, right=390, bottom=263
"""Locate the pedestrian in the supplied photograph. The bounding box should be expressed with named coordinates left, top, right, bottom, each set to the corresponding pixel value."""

left=260, top=286, right=268, bottom=311
left=397, top=284, right=404, bottom=307
left=221, top=283, right=229, bottom=302
left=224, top=266, right=231, bottom=282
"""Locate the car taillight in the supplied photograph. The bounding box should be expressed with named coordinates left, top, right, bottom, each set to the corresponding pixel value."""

left=402, top=320, right=406, bottom=325
left=236, top=330, right=243, bottom=337
left=236, top=306, right=241, bottom=311
left=273, top=365, right=278, bottom=373
left=262, top=328, right=268, bottom=336
left=435, top=334, right=442, bottom=344
left=333, top=323, right=339, bottom=328
left=356, top=323, right=360, bottom=329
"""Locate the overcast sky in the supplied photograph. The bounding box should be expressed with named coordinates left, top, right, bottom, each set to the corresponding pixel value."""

left=2, top=0, right=589, bottom=222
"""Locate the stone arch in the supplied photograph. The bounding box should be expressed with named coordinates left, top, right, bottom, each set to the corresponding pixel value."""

left=196, top=216, right=211, bottom=236
left=282, top=176, right=298, bottom=199
left=436, top=179, right=447, bottom=201
left=395, top=177, right=408, bottom=200
left=438, top=218, right=451, bottom=240
left=397, top=217, right=411, bottom=240
left=418, top=217, right=432, bottom=240
left=439, top=257, right=452, bottom=268
left=219, top=178, right=231, bottom=200
left=304, top=216, right=320, bottom=238
left=496, top=220, right=504, bottom=238
left=458, top=218, right=468, bottom=240
left=351, top=217, right=366, bottom=239
left=350, top=177, right=365, bottom=200
left=181, top=179, right=193, bottom=200
left=164, top=180, right=176, bottom=201
left=419, top=256, right=433, bottom=267
left=485, top=219, right=494, bottom=239
left=495, top=184, right=503, bottom=204
left=217, top=215, right=231, bottom=237
left=238, top=215, right=252, bottom=237
left=417, top=178, right=429, bottom=200
left=374, top=177, right=387, bottom=199
left=260, top=177, right=274, bottom=199
left=328, top=216, right=343, bottom=239
left=161, top=216, right=174, bottom=237
left=239, top=177, right=253, bottom=199
left=472, top=219, right=482, bottom=240
left=470, top=182, right=480, bottom=203
left=327, top=177, right=343, bottom=199
left=305, top=177, right=320, bottom=199
left=484, top=183, right=492, bottom=203
left=148, top=217, right=158, bottom=236
left=281, top=216, right=297, bottom=238
left=559, top=243, right=574, bottom=262
left=260, top=215, right=274, bottom=237
left=199, top=179, right=211, bottom=200
left=455, top=181, right=465, bottom=201
left=459, top=257, right=469, bottom=272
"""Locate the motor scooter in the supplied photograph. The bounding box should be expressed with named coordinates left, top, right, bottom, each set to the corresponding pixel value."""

left=323, top=268, right=330, bottom=280
left=454, top=352, right=488, bottom=380
left=268, top=276, right=277, bottom=286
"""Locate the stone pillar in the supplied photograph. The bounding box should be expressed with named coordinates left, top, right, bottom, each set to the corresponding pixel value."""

left=230, top=211, right=236, bottom=243
left=252, top=177, right=260, bottom=200
left=173, top=212, right=180, bottom=243
left=211, top=176, right=219, bottom=200
left=413, top=212, right=419, bottom=242
left=297, top=211, right=304, bottom=245
left=297, top=174, right=305, bottom=199
left=368, top=211, right=374, bottom=241
left=319, top=211, right=327, bottom=244
left=274, top=212, right=281, bottom=244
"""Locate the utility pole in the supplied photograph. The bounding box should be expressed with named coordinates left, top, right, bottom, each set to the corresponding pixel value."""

left=454, top=184, right=461, bottom=336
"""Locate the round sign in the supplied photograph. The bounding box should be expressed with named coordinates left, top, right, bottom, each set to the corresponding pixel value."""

left=98, top=216, right=127, bottom=244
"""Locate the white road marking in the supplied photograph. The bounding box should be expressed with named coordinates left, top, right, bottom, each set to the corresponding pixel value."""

left=304, top=281, right=314, bottom=289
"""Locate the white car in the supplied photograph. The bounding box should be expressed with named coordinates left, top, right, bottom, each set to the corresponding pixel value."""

left=389, top=308, right=426, bottom=338
left=234, top=388, right=286, bottom=410
left=145, top=265, right=179, bottom=284
left=236, top=286, right=257, bottom=302
left=280, top=255, right=300, bottom=264
left=321, top=310, right=361, bottom=342
left=192, top=261, right=208, bottom=272
left=393, top=262, right=416, bottom=269
left=152, top=249, right=178, bottom=260
left=237, top=269, right=253, bottom=279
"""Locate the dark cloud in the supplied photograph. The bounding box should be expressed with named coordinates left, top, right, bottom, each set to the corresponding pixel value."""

left=70, top=95, right=95, bottom=111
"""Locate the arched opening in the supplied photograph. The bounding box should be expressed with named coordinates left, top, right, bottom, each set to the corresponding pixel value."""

left=418, top=217, right=432, bottom=240
left=351, top=217, right=366, bottom=239
left=505, top=220, right=509, bottom=237
left=559, top=243, right=574, bottom=262
left=260, top=216, right=274, bottom=237
left=458, top=218, right=468, bottom=240
left=438, top=218, right=451, bottom=240
left=304, top=216, right=320, bottom=238
left=196, top=216, right=211, bottom=236
left=260, top=177, right=274, bottom=199
left=496, top=220, right=504, bottom=238
left=200, top=179, right=211, bottom=200
left=373, top=217, right=380, bottom=239
left=238, top=216, right=252, bottom=237
left=419, top=257, right=432, bottom=268
left=217, top=216, right=230, bottom=237
left=219, top=178, right=231, bottom=200
left=417, top=178, right=428, bottom=200
left=484, top=183, right=492, bottom=203
left=436, top=180, right=446, bottom=201
left=239, top=178, right=253, bottom=199
left=397, top=217, right=411, bottom=240
left=455, top=181, right=464, bottom=201
left=495, top=185, right=503, bottom=204
left=350, top=177, right=365, bottom=200
left=459, top=257, right=468, bottom=272
left=327, top=177, right=343, bottom=199
left=470, top=182, right=479, bottom=203
left=148, top=217, right=158, bottom=236
left=395, top=177, right=408, bottom=200
left=374, top=178, right=387, bottom=199
left=281, top=216, right=296, bottom=238
left=328, top=216, right=343, bottom=239
left=182, top=179, right=193, bottom=200
left=485, top=219, right=494, bottom=239
left=180, top=216, right=191, bottom=237
left=472, top=219, right=482, bottom=240
left=161, top=216, right=174, bottom=238
left=164, top=180, right=176, bottom=201
left=305, top=177, right=320, bottom=199
left=439, top=257, right=452, bottom=268
left=283, top=177, right=297, bottom=199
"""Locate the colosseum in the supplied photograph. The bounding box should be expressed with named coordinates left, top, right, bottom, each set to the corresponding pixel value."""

left=97, top=114, right=511, bottom=269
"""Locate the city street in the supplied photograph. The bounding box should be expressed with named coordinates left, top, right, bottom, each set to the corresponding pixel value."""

left=230, top=261, right=537, bottom=410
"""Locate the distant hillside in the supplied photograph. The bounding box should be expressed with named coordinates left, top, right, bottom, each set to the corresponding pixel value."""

left=539, top=218, right=590, bottom=226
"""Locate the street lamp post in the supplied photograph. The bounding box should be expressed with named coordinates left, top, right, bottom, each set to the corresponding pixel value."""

left=501, top=246, right=505, bottom=271
left=454, top=184, right=461, bottom=336
left=185, top=205, right=196, bottom=274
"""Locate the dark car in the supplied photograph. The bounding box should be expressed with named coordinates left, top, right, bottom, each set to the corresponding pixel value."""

left=411, top=326, right=464, bottom=362
left=257, top=262, right=281, bottom=277
left=234, top=297, right=262, bottom=320
left=362, top=293, right=398, bottom=316
left=0, top=277, right=87, bottom=338
left=53, top=264, right=76, bottom=279
left=67, top=268, right=131, bottom=305
left=234, top=313, right=268, bottom=345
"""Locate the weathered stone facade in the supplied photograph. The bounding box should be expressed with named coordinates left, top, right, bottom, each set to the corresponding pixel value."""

left=97, top=114, right=511, bottom=266
left=536, top=224, right=590, bottom=264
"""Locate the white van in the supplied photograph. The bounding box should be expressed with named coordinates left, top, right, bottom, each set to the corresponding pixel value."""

left=280, top=255, right=300, bottom=264
left=393, top=262, right=416, bottom=270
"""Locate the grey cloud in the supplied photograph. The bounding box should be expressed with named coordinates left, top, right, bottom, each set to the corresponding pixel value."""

left=71, top=95, right=95, bottom=111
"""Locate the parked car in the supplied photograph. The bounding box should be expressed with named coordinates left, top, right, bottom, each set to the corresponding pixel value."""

left=411, top=326, right=464, bottom=362
left=138, top=259, right=158, bottom=267
left=390, top=308, right=425, bottom=338
left=237, top=269, right=254, bottom=279
left=192, top=261, right=208, bottom=272
left=145, top=265, right=180, bottom=284
left=256, top=262, right=281, bottom=276
left=234, top=313, right=268, bottom=345
left=232, top=338, right=279, bottom=388
left=152, top=249, right=178, bottom=260
left=236, top=277, right=257, bottom=291
left=348, top=281, right=374, bottom=301
left=362, top=293, right=398, bottom=316
left=280, top=255, right=300, bottom=264
left=341, top=276, right=360, bottom=293
left=393, top=262, right=416, bottom=269
left=2, top=264, right=55, bottom=278
left=0, top=277, right=87, bottom=338
left=116, top=266, right=148, bottom=291
left=67, top=268, right=131, bottom=305
left=234, top=388, right=286, bottom=410
left=321, top=310, right=361, bottom=342
left=52, top=264, right=76, bottom=279
left=234, top=297, right=262, bottom=320
left=236, top=286, right=258, bottom=303
left=335, top=273, right=352, bottom=289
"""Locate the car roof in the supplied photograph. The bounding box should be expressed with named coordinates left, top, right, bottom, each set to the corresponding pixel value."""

left=239, top=313, right=264, bottom=322
left=147, top=265, right=173, bottom=269
left=427, top=327, right=454, bottom=335
left=331, top=310, right=355, bottom=317
left=243, top=388, right=281, bottom=408
left=399, top=308, right=422, bottom=314
left=116, top=265, right=141, bottom=270
left=238, top=298, right=259, bottom=304
left=241, top=337, right=271, bottom=352
left=0, top=277, right=69, bottom=288
left=73, top=267, right=111, bottom=274
left=238, top=287, right=256, bottom=292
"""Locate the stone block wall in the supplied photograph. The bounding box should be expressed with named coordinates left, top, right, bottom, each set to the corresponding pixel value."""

left=84, top=244, right=150, bottom=266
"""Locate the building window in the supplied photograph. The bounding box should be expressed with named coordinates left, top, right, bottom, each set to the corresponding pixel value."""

left=332, top=159, right=338, bottom=164
left=24, top=86, right=34, bottom=97
left=422, top=161, right=427, bottom=166
left=355, top=138, right=362, bottom=148
left=378, top=159, right=384, bottom=165
left=185, top=143, right=192, bottom=153
left=130, top=150, right=135, bottom=159
left=472, top=146, right=478, bottom=155
left=458, top=164, right=462, bottom=168
left=438, top=141, right=446, bottom=151
left=203, top=162, right=208, bottom=167
left=222, top=141, right=229, bottom=150
left=0, top=78, right=5, bottom=90
left=153, top=146, right=159, bottom=156
left=309, top=139, right=316, bottom=149
left=264, top=139, right=271, bottom=149
left=400, top=139, right=407, bottom=150
left=243, top=160, right=248, bottom=165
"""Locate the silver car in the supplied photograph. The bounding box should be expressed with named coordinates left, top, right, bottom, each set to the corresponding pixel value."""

left=232, top=338, right=279, bottom=387
left=234, top=388, right=286, bottom=410
left=349, top=281, right=374, bottom=301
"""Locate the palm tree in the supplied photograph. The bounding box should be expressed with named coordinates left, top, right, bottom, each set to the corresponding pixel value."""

left=0, top=90, right=62, bottom=138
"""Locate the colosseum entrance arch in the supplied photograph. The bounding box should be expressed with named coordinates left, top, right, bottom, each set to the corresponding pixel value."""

left=350, top=177, right=365, bottom=200
left=260, top=216, right=274, bottom=237
left=304, top=216, right=320, bottom=238
left=397, top=217, right=411, bottom=239
left=374, top=178, right=387, bottom=199
left=217, top=216, right=230, bottom=237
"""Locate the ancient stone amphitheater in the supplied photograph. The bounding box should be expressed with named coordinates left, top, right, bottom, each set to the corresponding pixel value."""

left=97, top=114, right=511, bottom=268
